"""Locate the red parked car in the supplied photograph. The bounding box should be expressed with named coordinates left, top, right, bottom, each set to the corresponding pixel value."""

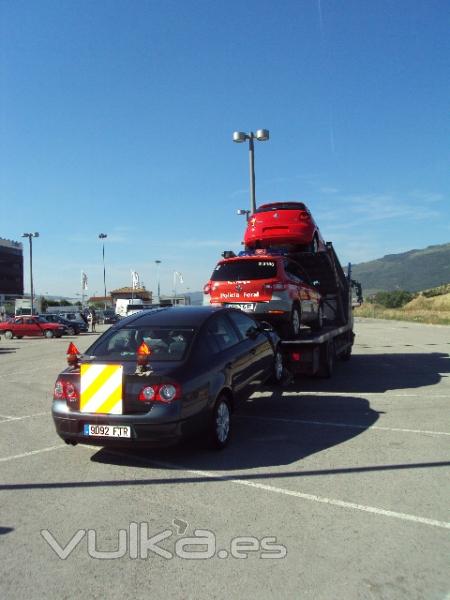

left=203, top=250, right=323, bottom=338
left=244, top=201, right=326, bottom=253
left=0, top=316, right=67, bottom=339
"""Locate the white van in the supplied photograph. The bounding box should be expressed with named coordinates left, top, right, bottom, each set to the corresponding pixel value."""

left=115, top=298, right=151, bottom=318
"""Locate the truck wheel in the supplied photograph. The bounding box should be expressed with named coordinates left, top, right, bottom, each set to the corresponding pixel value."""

left=317, top=340, right=335, bottom=378
left=310, top=304, right=324, bottom=331
left=4, top=330, right=13, bottom=340
left=281, top=305, right=301, bottom=339
left=208, top=395, right=232, bottom=450
left=310, top=235, right=319, bottom=253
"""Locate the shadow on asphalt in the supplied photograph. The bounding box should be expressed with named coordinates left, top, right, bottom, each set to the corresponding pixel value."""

left=0, top=526, right=14, bottom=535
left=86, top=394, right=380, bottom=472
left=86, top=351, right=450, bottom=471
left=2, top=460, right=449, bottom=492
left=287, top=352, right=450, bottom=394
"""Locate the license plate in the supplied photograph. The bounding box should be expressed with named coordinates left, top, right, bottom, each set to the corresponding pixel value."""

left=225, top=303, right=255, bottom=312
left=83, top=424, right=131, bottom=438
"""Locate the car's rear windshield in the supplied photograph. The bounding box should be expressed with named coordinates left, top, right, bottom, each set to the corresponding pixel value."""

left=211, top=259, right=277, bottom=281
left=255, top=202, right=306, bottom=213
left=87, top=327, right=195, bottom=361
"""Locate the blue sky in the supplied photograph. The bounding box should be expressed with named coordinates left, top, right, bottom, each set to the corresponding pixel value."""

left=1, top=0, right=449, bottom=298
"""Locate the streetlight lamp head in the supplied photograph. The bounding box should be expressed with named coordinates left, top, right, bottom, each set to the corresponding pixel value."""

left=232, top=131, right=248, bottom=143
left=99, top=233, right=107, bottom=239
left=255, top=129, right=269, bottom=141
left=34, top=232, right=40, bottom=238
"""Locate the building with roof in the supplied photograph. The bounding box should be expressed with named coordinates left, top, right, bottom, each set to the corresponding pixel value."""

left=87, top=287, right=153, bottom=307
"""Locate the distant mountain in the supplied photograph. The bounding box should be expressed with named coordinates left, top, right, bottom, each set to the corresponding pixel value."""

left=351, top=242, right=450, bottom=293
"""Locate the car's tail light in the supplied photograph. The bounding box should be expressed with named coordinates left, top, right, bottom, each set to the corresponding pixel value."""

left=203, top=283, right=212, bottom=295
left=138, top=383, right=182, bottom=403
left=53, top=378, right=79, bottom=405
left=264, top=283, right=287, bottom=291
left=298, top=211, right=310, bottom=221
left=291, top=352, right=301, bottom=361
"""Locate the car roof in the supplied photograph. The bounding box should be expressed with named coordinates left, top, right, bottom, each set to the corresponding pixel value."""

left=118, top=305, right=226, bottom=328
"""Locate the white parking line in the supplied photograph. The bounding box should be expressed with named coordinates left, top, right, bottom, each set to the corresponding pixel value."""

left=2, top=441, right=447, bottom=530
left=0, top=444, right=65, bottom=463
left=92, top=448, right=450, bottom=531
left=0, top=412, right=48, bottom=424
left=237, top=415, right=450, bottom=436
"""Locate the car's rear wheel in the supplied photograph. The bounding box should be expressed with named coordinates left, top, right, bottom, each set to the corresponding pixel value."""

left=310, top=304, right=324, bottom=331
left=209, top=395, right=231, bottom=450
left=270, top=346, right=284, bottom=384
left=4, top=330, right=13, bottom=340
left=44, top=330, right=54, bottom=339
left=281, top=304, right=301, bottom=339
left=310, top=234, right=319, bottom=253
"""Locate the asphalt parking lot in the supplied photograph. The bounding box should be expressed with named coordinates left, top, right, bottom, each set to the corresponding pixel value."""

left=0, top=319, right=449, bottom=600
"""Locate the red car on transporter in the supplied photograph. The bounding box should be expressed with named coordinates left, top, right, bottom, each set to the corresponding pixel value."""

left=244, top=202, right=326, bottom=253
left=203, top=250, right=323, bottom=338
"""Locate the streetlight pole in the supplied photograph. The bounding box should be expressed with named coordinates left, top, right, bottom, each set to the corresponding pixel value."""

left=22, top=232, right=39, bottom=315
left=233, top=129, right=269, bottom=214
left=155, top=260, right=161, bottom=304
left=248, top=135, right=256, bottom=214
left=98, top=233, right=107, bottom=309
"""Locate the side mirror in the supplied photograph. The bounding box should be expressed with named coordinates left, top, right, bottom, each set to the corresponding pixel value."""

left=246, top=326, right=260, bottom=339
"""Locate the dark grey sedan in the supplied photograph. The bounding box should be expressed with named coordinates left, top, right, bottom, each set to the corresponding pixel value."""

left=52, top=306, right=283, bottom=450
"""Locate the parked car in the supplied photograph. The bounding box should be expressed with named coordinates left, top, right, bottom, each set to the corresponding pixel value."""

left=244, top=201, right=326, bottom=253
left=43, top=314, right=88, bottom=335
left=58, top=312, right=89, bottom=327
left=203, top=251, right=323, bottom=338
left=0, top=316, right=67, bottom=339
left=102, top=309, right=120, bottom=324
left=52, top=306, right=283, bottom=449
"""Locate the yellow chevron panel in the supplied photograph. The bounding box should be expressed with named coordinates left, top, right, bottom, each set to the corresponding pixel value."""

left=80, top=364, right=123, bottom=414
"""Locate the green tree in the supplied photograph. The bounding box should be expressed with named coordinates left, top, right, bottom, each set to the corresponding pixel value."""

left=373, top=290, right=415, bottom=308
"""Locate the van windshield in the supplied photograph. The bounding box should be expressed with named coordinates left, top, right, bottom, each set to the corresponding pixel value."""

left=211, top=260, right=277, bottom=281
